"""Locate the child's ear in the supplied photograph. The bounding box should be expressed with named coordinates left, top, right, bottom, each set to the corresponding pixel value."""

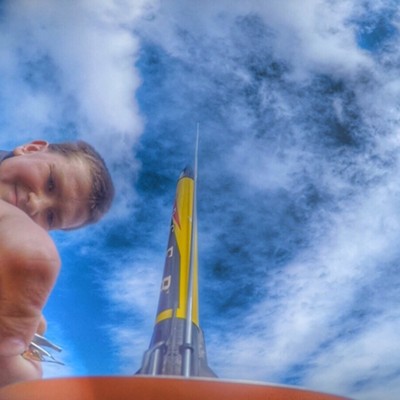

left=13, top=140, right=49, bottom=156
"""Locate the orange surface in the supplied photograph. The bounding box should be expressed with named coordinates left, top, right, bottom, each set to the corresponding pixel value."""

left=0, top=376, right=350, bottom=400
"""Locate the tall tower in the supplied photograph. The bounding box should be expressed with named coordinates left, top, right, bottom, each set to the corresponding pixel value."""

left=137, top=166, right=216, bottom=377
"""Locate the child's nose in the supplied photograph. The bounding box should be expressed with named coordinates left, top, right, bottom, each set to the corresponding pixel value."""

left=26, top=191, right=51, bottom=217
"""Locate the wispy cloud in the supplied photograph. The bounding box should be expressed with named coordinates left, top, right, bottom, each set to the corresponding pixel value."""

left=105, top=259, right=161, bottom=374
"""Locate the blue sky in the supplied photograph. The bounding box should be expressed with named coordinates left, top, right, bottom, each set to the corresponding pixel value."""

left=1, top=1, right=400, bottom=399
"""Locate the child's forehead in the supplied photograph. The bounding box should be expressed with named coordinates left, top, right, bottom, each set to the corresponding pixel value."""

left=48, top=153, right=93, bottom=229
left=46, top=151, right=92, bottom=175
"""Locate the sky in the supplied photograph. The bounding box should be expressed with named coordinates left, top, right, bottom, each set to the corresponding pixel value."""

left=0, top=0, right=400, bottom=399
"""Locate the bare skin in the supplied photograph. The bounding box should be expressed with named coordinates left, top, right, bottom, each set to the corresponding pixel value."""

left=0, top=200, right=60, bottom=386
left=0, top=140, right=94, bottom=387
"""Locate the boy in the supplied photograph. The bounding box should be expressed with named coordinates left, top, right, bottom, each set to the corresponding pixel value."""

left=0, top=139, right=114, bottom=387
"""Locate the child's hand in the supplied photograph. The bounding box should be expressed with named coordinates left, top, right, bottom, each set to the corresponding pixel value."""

left=0, top=201, right=60, bottom=387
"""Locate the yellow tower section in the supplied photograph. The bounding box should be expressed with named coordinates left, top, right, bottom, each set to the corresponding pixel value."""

left=155, top=174, right=199, bottom=326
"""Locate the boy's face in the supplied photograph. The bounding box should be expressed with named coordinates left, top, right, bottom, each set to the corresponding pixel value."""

left=0, top=140, right=92, bottom=230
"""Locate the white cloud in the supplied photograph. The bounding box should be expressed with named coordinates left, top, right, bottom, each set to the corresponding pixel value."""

left=105, top=258, right=162, bottom=373
left=41, top=321, right=87, bottom=378
left=135, top=0, right=372, bottom=82
left=106, top=260, right=160, bottom=314
left=205, top=169, right=400, bottom=396
left=304, top=316, right=400, bottom=400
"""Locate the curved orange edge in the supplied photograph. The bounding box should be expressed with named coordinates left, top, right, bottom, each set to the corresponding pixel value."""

left=0, top=376, right=351, bottom=400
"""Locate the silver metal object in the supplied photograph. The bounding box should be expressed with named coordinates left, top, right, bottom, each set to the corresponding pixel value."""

left=22, top=333, right=64, bottom=365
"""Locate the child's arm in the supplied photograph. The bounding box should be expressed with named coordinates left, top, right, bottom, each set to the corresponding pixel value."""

left=0, top=200, right=60, bottom=386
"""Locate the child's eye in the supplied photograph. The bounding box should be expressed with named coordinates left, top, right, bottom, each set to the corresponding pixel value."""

left=47, top=209, right=55, bottom=229
left=48, top=169, right=56, bottom=192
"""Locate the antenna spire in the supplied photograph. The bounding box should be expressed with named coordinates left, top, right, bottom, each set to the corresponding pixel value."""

left=137, top=124, right=216, bottom=378
left=182, top=124, right=200, bottom=376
